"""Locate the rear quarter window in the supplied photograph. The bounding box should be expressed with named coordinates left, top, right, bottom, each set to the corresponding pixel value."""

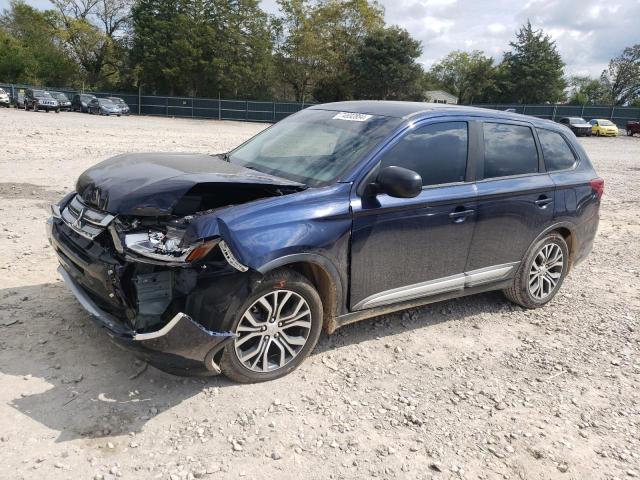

left=537, top=129, right=577, bottom=171
left=482, top=123, right=539, bottom=179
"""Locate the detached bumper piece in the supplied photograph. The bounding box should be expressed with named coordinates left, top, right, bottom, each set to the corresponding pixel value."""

left=57, top=266, right=235, bottom=374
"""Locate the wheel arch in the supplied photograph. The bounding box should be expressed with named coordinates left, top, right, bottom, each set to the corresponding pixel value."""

left=532, top=222, right=577, bottom=270
left=257, top=254, right=344, bottom=334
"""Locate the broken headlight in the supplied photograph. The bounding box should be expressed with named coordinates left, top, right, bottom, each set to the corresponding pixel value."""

left=124, top=227, right=219, bottom=263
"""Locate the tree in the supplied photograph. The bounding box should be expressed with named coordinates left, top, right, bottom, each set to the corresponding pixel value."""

left=131, top=0, right=274, bottom=98
left=274, top=0, right=383, bottom=102
left=48, top=0, right=132, bottom=87
left=0, top=1, right=79, bottom=85
left=349, top=26, right=423, bottom=100
left=600, top=44, right=640, bottom=105
left=429, top=50, right=495, bottom=104
left=567, top=75, right=610, bottom=105
left=501, top=21, right=566, bottom=103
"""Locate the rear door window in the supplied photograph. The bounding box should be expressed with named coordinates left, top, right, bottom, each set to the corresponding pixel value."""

left=482, top=122, right=539, bottom=179
left=379, top=121, right=468, bottom=187
left=537, top=129, right=576, bottom=171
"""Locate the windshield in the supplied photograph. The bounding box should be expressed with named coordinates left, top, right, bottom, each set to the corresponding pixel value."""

left=53, top=93, right=68, bottom=101
left=110, top=98, right=125, bottom=104
left=599, top=119, right=614, bottom=126
left=98, top=99, right=115, bottom=106
left=33, top=90, right=50, bottom=98
left=228, top=109, right=401, bottom=186
left=569, top=117, right=586, bottom=124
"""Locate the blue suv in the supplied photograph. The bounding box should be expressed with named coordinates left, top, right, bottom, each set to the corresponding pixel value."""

left=47, top=102, right=602, bottom=382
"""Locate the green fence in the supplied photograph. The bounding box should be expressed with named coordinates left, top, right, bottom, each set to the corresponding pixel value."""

left=3, top=82, right=640, bottom=128
left=0, top=83, right=311, bottom=123
left=470, top=103, right=640, bottom=129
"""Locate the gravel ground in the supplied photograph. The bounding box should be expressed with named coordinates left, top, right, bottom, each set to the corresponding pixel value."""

left=0, top=108, right=638, bottom=480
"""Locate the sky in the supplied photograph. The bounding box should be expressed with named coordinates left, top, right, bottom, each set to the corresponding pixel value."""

left=2, top=0, right=639, bottom=77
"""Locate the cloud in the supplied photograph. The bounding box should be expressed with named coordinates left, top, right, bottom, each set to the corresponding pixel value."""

left=376, top=0, right=639, bottom=77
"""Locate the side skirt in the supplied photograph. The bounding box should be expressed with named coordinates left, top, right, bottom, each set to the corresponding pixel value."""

left=353, top=262, right=518, bottom=311
left=330, top=279, right=513, bottom=333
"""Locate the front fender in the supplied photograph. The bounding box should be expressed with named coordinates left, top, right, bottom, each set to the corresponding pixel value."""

left=183, top=183, right=353, bottom=313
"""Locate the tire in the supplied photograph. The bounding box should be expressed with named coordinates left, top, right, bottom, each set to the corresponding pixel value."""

left=503, top=232, right=569, bottom=309
left=220, top=268, right=323, bottom=383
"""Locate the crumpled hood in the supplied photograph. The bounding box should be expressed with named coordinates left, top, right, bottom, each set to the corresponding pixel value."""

left=76, top=152, right=304, bottom=216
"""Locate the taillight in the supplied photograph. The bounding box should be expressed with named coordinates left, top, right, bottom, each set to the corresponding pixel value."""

left=589, top=178, right=604, bottom=200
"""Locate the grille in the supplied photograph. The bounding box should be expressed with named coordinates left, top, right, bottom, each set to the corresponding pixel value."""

left=60, top=194, right=115, bottom=240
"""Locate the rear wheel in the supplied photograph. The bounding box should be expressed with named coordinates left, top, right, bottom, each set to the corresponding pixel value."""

left=220, top=269, right=323, bottom=383
left=503, top=233, right=569, bottom=309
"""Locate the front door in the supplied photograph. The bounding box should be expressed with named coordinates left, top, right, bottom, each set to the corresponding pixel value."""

left=350, top=120, right=477, bottom=310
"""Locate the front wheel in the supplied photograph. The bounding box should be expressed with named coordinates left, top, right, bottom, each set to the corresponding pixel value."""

left=220, top=269, right=323, bottom=383
left=503, top=233, right=569, bottom=309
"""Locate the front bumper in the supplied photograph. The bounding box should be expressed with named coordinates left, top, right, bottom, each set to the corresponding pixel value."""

left=57, top=265, right=234, bottom=374
left=47, top=215, right=237, bottom=375
left=572, top=127, right=591, bottom=136
left=598, top=129, right=618, bottom=136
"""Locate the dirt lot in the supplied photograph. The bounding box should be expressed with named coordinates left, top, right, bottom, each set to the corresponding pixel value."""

left=0, top=108, right=638, bottom=480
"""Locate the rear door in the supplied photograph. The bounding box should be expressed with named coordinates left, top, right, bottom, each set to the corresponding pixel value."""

left=349, top=119, right=478, bottom=310
left=465, top=120, right=555, bottom=272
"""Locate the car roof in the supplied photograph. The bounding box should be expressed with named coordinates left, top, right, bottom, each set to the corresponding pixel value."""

left=308, top=100, right=560, bottom=129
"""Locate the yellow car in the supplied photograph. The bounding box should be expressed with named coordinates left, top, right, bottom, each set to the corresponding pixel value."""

left=590, top=119, right=619, bottom=136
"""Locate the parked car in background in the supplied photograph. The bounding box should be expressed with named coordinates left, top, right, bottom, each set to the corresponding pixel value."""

left=0, top=88, right=10, bottom=108
left=13, top=91, right=25, bottom=109
left=558, top=117, right=592, bottom=137
left=627, top=121, right=640, bottom=136
left=72, top=93, right=97, bottom=113
left=107, top=96, right=130, bottom=115
left=48, top=102, right=603, bottom=382
left=87, top=97, right=122, bottom=116
left=590, top=119, right=618, bottom=137
left=24, top=89, right=60, bottom=112
left=51, top=92, right=72, bottom=111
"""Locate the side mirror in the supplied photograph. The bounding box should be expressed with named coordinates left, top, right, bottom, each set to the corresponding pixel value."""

left=374, top=166, right=422, bottom=198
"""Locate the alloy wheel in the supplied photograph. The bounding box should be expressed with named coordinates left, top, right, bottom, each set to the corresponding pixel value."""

left=234, top=290, right=312, bottom=373
left=528, top=243, right=564, bottom=300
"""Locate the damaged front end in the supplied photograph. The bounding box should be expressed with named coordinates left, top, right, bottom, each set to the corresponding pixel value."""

left=46, top=166, right=297, bottom=374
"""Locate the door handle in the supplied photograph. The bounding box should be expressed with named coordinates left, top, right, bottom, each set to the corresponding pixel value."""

left=534, top=196, right=553, bottom=208
left=449, top=209, right=475, bottom=223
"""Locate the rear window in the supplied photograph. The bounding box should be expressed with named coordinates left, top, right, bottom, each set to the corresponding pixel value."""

left=537, top=129, right=576, bottom=171
left=482, top=123, right=539, bottom=179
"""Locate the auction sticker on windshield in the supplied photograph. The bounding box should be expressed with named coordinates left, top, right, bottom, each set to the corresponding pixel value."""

left=332, top=112, right=373, bottom=122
